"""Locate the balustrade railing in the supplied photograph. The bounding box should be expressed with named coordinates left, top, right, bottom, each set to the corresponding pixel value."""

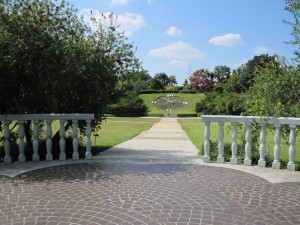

left=0, top=114, right=94, bottom=163
left=202, top=115, right=300, bottom=171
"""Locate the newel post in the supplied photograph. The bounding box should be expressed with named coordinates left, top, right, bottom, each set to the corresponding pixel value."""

left=203, top=121, right=211, bottom=163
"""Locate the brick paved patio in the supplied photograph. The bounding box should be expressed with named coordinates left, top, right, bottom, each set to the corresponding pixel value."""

left=0, top=162, right=300, bottom=225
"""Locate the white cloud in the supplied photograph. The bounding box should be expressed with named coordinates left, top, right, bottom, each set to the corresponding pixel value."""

left=209, top=33, right=242, bottom=47
left=148, top=41, right=203, bottom=60
left=79, top=9, right=146, bottom=36
left=117, top=12, right=146, bottom=36
left=107, top=0, right=132, bottom=7
left=166, top=26, right=182, bottom=36
left=252, top=46, right=272, bottom=55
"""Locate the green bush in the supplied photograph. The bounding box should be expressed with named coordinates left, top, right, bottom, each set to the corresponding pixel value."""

left=195, top=92, right=245, bottom=115
left=106, top=91, right=148, bottom=116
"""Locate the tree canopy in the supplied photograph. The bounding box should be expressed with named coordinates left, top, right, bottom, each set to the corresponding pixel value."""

left=0, top=0, right=142, bottom=120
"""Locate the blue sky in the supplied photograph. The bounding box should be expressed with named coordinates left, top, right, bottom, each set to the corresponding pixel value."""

left=68, top=0, right=295, bottom=85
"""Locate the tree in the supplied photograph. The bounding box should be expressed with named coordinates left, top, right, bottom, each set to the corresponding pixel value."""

left=188, top=69, right=214, bottom=93
left=246, top=58, right=300, bottom=117
left=0, top=0, right=141, bottom=116
left=212, top=65, right=231, bottom=93
left=225, top=55, right=277, bottom=93
left=284, top=0, right=300, bottom=61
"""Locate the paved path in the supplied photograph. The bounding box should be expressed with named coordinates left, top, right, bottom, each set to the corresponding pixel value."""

left=0, top=118, right=300, bottom=225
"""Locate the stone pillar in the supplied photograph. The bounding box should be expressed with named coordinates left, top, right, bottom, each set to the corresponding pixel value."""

left=4, top=121, right=11, bottom=163
left=203, top=121, right=211, bottom=163
left=18, top=120, right=26, bottom=162
left=230, top=122, right=238, bottom=165
left=59, top=120, right=66, bottom=161
left=46, top=119, right=53, bottom=161
left=85, top=120, right=92, bottom=160
left=287, top=125, right=296, bottom=171
left=217, top=121, right=224, bottom=163
left=258, top=123, right=266, bottom=167
left=32, top=120, right=40, bottom=161
left=72, top=120, right=79, bottom=160
left=244, top=122, right=252, bottom=166
left=272, top=124, right=281, bottom=169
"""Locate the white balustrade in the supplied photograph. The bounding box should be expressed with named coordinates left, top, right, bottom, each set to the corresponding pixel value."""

left=202, top=115, right=300, bottom=171
left=0, top=114, right=94, bottom=164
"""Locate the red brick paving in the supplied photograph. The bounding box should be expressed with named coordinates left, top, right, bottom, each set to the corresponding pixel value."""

left=0, top=162, right=299, bottom=225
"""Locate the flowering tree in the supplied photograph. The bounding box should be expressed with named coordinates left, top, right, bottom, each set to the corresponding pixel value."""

left=188, top=69, right=214, bottom=93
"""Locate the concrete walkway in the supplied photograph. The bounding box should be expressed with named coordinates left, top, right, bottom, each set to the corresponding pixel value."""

left=0, top=118, right=300, bottom=225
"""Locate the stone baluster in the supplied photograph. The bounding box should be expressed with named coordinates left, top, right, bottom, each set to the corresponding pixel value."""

left=272, top=124, right=281, bottom=169
left=85, top=120, right=92, bottom=159
left=217, top=121, right=224, bottom=163
left=18, top=120, right=26, bottom=162
left=203, top=121, right=211, bottom=163
left=244, top=122, right=252, bottom=166
left=59, top=120, right=66, bottom=160
left=4, top=121, right=11, bottom=163
left=46, top=120, right=53, bottom=161
left=72, top=120, right=79, bottom=160
left=230, top=122, right=238, bottom=165
left=287, top=125, right=296, bottom=171
left=32, top=120, right=40, bottom=161
left=258, top=123, right=267, bottom=167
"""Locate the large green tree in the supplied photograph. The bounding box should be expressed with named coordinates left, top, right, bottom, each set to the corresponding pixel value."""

left=0, top=0, right=141, bottom=116
left=246, top=58, right=300, bottom=117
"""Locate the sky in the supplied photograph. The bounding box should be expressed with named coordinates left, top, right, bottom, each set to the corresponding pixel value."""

left=68, top=0, right=295, bottom=85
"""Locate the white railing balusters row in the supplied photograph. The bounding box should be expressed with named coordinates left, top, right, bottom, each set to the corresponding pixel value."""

left=0, top=114, right=94, bottom=163
left=202, top=115, right=300, bottom=171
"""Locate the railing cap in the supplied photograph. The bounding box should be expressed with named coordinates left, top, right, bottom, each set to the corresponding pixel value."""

left=202, top=115, right=300, bottom=125
left=0, top=113, right=94, bottom=121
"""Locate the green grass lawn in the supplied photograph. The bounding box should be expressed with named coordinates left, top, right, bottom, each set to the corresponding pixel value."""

left=139, top=93, right=204, bottom=116
left=92, top=117, right=160, bottom=151
left=178, top=118, right=300, bottom=169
